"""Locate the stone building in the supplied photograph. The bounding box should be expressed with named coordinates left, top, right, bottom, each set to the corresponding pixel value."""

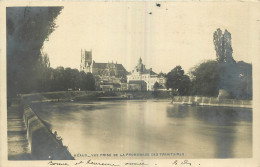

left=80, top=49, right=128, bottom=91
left=80, top=49, right=92, bottom=73
left=127, top=58, right=166, bottom=91
left=91, top=61, right=127, bottom=78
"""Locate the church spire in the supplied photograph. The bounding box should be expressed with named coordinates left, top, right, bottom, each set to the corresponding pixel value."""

left=138, top=57, right=142, bottom=64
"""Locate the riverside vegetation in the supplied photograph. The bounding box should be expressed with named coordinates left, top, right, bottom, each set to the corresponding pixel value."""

left=7, top=8, right=252, bottom=101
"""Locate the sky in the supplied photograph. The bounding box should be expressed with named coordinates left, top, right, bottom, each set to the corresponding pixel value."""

left=42, top=2, right=257, bottom=74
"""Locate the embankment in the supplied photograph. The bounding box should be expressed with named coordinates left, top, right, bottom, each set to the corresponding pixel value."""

left=173, top=96, right=252, bottom=108
left=23, top=104, right=74, bottom=160
left=21, top=91, right=172, bottom=103
left=22, top=91, right=252, bottom=108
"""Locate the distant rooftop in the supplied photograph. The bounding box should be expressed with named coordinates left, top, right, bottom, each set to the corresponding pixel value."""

left=92, top=61, right=126, bottom=71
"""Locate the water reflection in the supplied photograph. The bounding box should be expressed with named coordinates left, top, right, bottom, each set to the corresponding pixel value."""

left=166, top=105, right=190, bottom=118
left=167, top=105, right=252, bottom=125
left=32, top=101, right=252, bottom=159
left=166, top=104, right=252, bottom=158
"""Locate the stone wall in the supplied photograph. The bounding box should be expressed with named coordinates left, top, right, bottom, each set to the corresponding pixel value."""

left=23, top=105, right=74, bottom=160
left=21, top=90, right=172, bottom=103
left=173, top=96, right=252, bottom=108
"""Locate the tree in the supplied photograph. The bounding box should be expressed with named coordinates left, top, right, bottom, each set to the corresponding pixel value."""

left=52, top=66, right=66, bottom=91
left=37, top=52, right=52, bottom=92
left=213, top=28, right=235, bottom=63
left=223, top=30, right=234, bottom=63
left=190, top=60, right=220, bottom=96
left=213, top=28, right=242, bottom=98
left=188, top=28, right=252, bottom=99
left=41, top=52, right=51, bottom=68
left=213, top=28, right=224, bottom=62
left=153, top=82, right=160, bottom=91
left=7, top=7, right=63, bottom=96
left=166, top=66, right=191, bottom=95
left=152, top=82, right=160, bottom=97
left=84, top=73, right=96, bottom=91
left=236, top=61, right=252, bottom=99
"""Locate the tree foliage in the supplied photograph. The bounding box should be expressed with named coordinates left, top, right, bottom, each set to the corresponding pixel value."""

left=236, top=61, right=252, bottom=99
left=6, top=7, right=96, bottom=96
left=212, top=28, right=252, bottom=99
left=213, top=28, right=235, bottom=63
left=190, top=59, right=252, bottom=99
left=46, top=67, right=96, bottom=92
left=190, top=60, right=220, bottom=96
left=153, top=82, right=160, bottom=90
left=166, top=66, right=191, bottom=95
left=7, top=7, right=63, bottom=96
left=164, top=28, right=252, bottom=99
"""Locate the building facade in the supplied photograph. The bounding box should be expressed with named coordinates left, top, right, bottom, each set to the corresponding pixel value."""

left=80, top=49, right=92, bottom=73
left=80, top=49, right=128, bottom=91
left=127, top=58, right=166, bottom=91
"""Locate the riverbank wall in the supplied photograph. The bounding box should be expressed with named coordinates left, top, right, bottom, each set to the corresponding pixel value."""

left=21, top=91, right=252, bottom=108
left=21, top=90, right=171, bottom=103
left=173, top=96, right=252, bottom=108
left=23, top=103, right=74, bottom=160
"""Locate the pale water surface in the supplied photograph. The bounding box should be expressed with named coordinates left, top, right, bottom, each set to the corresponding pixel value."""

left=31, top=100, right=252, bottom=159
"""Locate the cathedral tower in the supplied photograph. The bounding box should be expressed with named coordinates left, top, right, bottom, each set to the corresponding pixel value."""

left=80, top=49, right=92, bottom=72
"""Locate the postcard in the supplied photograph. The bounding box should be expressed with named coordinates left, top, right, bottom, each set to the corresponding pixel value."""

left=0, top=1, right=260, bottom=167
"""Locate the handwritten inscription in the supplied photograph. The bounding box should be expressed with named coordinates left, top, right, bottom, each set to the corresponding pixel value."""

left=48, top=160, right=119, bottom=166
left=48, top=159, right=196, bottom=166
left=48, top=161, right=69, bottom=166
left=173, top=160, right=192, bottom=166
left=125, top=160, right=148, bottom=166
left=85, top=159, right=120, bottom=166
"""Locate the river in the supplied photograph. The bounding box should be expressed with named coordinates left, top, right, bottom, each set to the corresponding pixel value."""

left=31, top=100, right=252, bottom=159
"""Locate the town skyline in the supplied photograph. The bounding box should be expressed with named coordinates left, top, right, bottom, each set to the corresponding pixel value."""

left=42, top=2, right=255, bottom=74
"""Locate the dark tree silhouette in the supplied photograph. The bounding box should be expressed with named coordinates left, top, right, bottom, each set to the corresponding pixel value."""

left=190, top=60, right=220, bottom=96
left=189, top=28, right=252, bottom=99
left=153, top=82, right=160, bottom=90
left=213, top=29, right=224, bottom=62
left=7, top=7, right=63, bottom=96
left=166, top=66, right=191, bottom=95
left=213, top=28, right=235, bottom=63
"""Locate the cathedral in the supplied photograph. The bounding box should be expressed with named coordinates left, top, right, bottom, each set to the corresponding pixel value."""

left=80, top=49, right=128, bottom=91
left=80, top=49, right=92, bottom=73
left=80, top=50, right=166, bottom=91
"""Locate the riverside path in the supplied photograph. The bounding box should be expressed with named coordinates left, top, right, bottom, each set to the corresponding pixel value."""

left=7, top=101, right=31, bottom=160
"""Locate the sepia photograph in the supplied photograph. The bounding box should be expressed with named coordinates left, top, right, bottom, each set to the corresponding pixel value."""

left=0, top=1, right=260, bottom=167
